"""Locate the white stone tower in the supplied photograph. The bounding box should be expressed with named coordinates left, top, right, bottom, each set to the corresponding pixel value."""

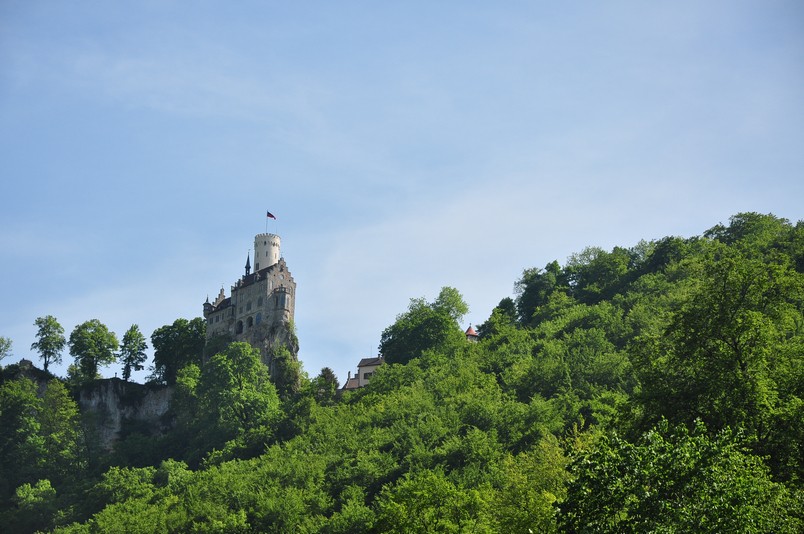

left=254, top=233, right=281, bottom=271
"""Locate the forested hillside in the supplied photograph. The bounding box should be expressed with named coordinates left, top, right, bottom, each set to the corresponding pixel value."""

left=1, top=212, right=802, bottom=532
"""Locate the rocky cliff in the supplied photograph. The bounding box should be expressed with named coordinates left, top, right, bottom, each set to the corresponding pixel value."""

left=77, top=378, right=173, bottom=450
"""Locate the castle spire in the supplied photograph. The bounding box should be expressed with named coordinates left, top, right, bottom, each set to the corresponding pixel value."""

left=245, top=252, right=251, bottom=276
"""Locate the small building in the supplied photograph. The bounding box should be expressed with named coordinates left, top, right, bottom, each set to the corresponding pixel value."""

left=356, top=356, right=384, bottom=387
left=342, top=356, right=385, bottom=390
left=465, top=325, right=479, bottom=343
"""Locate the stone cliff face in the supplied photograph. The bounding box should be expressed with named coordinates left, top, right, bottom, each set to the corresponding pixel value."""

left=77, top=379, right=172, bottom=450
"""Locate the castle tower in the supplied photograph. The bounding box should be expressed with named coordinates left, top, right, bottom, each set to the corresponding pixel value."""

left=254, top=233, right=280, bottom=271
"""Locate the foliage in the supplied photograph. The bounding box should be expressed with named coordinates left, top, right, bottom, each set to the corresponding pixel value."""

left=0, top=378, right=86, bottom=531
left=0, top=377, right=44, bottom=501
left=0, top=336, right=12, bottom=364
left=150, top=317, right=206, bottom=385
left=270, top=343, right=302, bottom=399
left=308, top=367, right=339, bottom=406
left=118, top=324, right=148, bottom=382
left=68, top=320, right=119, bottom=383
left=558, top=419, right=802, bottom=533
left=31, top=315, right=66, bottom=372
left=166, top=343, right=282, bottom=466
left=379, top=286, right=468, bottom=365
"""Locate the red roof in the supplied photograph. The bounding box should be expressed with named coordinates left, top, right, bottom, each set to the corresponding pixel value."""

left=465, top=325, right=478, bottom=337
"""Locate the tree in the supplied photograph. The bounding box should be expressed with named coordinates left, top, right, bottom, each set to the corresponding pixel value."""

left=375, top=468, right=489, bottom=532
left=30, top=316, right=66, bottom=372
left=9, top=479, right=58, bottom=533
left=195, top=342, right=282, bottom=459
left=632, top=246, right=804, bottom=439
left=39, top=380, right=85, bottom=484
left=150, top=318, right=206, bottom=385
left=270, top=344, right=301, bottom=399
left=308, top=367, right=339, bottom=406
left=0, top=336, right=11, bottom=365
left=515, top=261, right=563, bottom=324
left=476, top=297, right=517, bottom=338
left=119, top=325, right=148, bottom=382
left=704, top=211, right=791, bottom=253
left=0, top=378, right=43, bottom=500
left=564, top=246, right=632, bottom=304
left=379, top=287, right=469, bottom=365
left=68, top=319, right=119, bottom=382
left=558, top=420, right=802, bottom=533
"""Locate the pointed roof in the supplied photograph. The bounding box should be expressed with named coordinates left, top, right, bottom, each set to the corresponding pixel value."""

left=465, top=325, right=478, bottom=337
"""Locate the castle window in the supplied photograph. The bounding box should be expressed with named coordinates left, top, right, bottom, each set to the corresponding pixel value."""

left=247, top=301, right=252, bottom=311
left=255, top=313, right=262, bottom=325
left=247, top=317, right=253, bottom=329
left=258, top=297, right=263, bottom=306
left=236, top=320, right=243, bottom=334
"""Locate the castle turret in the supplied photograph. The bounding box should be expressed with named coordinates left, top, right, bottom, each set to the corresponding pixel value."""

left=254, top=233, right=280, bottom=271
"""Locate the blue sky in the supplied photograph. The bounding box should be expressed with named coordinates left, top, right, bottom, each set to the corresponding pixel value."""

left=1, top=1, right=802, bottom=384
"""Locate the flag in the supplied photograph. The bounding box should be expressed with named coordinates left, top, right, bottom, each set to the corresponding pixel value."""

left=266, top=211, right=277, bottom=220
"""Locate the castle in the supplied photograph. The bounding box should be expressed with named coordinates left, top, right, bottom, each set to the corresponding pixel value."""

left=203, top=232, right=298, bottom=373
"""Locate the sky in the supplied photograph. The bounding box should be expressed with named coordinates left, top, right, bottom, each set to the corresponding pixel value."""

left=1, top=1, right=802, bottom=384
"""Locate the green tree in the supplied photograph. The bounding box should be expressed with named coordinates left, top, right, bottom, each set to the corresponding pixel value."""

left=0, top=336, right=11, bottom=364
left=564, top=246, right=632, bottom=304
left=558, top=420, right=802, bottom=533
left=68, top=320, right=118, bottom=382
left=492, top=436, right=569, bottom=533
left=119, top=324, right=148, bottom=382
left=196, top=342, right=282, bottom=460
left=704, top=211, right=791, bottom=254
left=309, top=367, right=339, bottom=405
left=379, top=287, right=469, bottom=365
left=375, top=468, right=490, bottom=533
left=150, top=318, right=206, bottom=385
left=0, top=378, right=43, bottom=500
left=632, top=246, right=804, bottom=442
left=31, top=315, right=66, bottom=372
left=9, top=479, right=57, bottom=533
left=40, top=380, right=85, bottom=484
left=515, top=261, right=563, bottom=324
left=476, top=297, right=516, bottom=338
left=270, top=344, right=302, bottom=399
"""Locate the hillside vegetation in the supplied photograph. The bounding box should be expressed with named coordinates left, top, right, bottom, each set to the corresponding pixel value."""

left=1, top=212, right=802, bottom=532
